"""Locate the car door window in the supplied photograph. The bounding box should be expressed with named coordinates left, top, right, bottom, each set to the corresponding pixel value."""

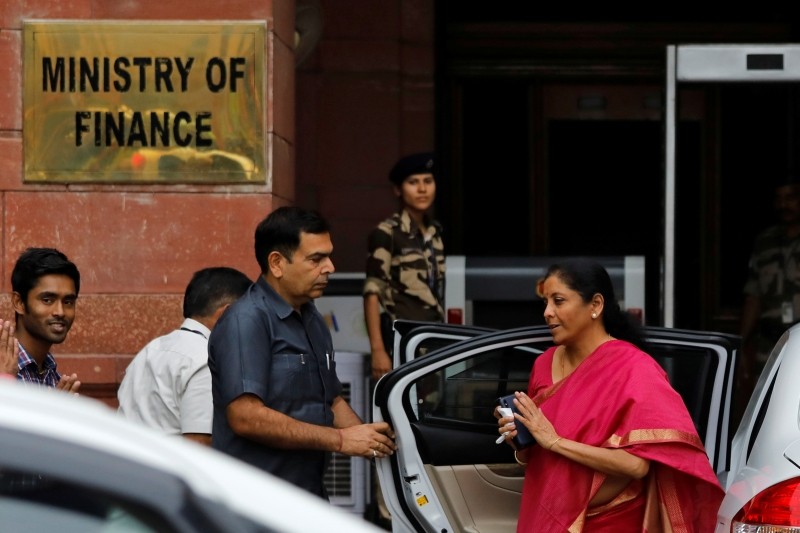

left=393, top=332, right=733, bottom=467
left=647, top=340, right=719, bottom=439
left=747, top=369, right=776, bottom=459
left=401, top=341, right=547, bottom=466
left=412, top=344, right=539, bottom=425
left=0, top=470, right=168, bottom=532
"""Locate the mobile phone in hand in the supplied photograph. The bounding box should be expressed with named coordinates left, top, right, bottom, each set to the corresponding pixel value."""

left=498, top=394, right=537, bottom=449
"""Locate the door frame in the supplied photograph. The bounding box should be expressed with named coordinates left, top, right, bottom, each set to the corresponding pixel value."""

left=664, top=44, right=800, bottom=326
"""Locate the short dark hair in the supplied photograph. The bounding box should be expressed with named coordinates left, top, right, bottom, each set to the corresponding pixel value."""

left=183, top=267, right=252, bottom=318
left=254, top=206, right=331, bottom=272
left=11, top=248, right=81, bottom=305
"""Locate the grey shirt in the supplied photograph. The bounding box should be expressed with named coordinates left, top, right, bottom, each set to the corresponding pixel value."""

left=208, top=276, right=341, bottom=498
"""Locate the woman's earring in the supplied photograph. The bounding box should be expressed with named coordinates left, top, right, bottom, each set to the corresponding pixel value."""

left=591, top=313, right=597, bottom=319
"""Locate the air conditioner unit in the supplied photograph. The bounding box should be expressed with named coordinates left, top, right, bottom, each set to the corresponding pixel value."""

left=324, top=351, right=370, bottom=515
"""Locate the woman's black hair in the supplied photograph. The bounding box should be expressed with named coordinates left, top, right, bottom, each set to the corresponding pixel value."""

left=543, top=258, right=648, bottom=351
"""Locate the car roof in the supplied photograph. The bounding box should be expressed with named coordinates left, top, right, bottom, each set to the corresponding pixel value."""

left=0, top=379, right=382, bottom=533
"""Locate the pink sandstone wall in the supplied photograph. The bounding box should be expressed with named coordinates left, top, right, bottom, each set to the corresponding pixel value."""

left=0, top=0, right=295, bottom=405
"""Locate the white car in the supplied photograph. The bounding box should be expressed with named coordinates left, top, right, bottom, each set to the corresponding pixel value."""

left=715, top=323, right=800, bottom=532
left=373, top=320, right=741, bottom=533
left=0, top=379, right=384, bottom=533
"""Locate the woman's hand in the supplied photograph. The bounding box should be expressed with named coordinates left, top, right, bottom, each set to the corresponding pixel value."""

left=511, top=392, right=650, bottom=479
left=495, top=405, right=517, bottom=446
left=511, top=391, right=561, bottom=449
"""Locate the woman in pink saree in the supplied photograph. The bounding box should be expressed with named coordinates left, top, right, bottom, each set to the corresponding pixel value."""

left=496, top=259, right=723, bottom=532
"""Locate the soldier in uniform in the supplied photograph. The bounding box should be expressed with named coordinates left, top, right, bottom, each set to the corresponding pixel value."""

left=363, top=152, right=446, bottom=381
left=740, top=179, right=800, bottom=387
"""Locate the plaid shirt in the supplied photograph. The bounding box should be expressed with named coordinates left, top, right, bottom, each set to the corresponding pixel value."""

left=16, top=342, right=61, bottom=387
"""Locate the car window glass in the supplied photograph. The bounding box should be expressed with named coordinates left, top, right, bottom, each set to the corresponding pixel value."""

left=646, top=341, right=719, bottom=438
left=409, top=343, right=543, bottom=425
left=0, top=470, right=173, bottom=532
left=747, top=370, right=776, bottom=460
left=411, top=335, right=468, bottom=358
left=406, top=337, right=724, bottom=434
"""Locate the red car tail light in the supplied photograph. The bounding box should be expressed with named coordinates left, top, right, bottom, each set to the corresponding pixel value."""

left=732, top=477, right=800, bottom=532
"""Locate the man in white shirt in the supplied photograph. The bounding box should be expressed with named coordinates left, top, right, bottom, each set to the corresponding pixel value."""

left=118, top=267, right=251, bottom=445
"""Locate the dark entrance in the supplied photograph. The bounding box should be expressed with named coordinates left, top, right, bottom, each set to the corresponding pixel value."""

left=548, top=120, right=662, bottom=323
left=436, top=11, right=800, bottom=331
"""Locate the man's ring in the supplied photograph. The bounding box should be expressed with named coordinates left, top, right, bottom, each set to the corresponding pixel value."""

left=372, top=450, right=377, bottom=458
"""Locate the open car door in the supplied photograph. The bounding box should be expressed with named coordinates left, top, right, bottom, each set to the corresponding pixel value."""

left=390, top=319, right=495, bottom=367
left=373, top=324, right=739, bottom=533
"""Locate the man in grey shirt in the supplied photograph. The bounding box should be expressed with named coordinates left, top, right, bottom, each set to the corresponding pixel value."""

left=209, top=206, right=396, bottom=498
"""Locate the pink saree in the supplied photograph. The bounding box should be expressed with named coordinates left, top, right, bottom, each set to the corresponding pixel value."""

left=515, top=340, right=724, bottom=532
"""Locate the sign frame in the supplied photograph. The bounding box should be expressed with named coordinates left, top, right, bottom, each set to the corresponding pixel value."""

left=23, top=20, right=267, bottom=184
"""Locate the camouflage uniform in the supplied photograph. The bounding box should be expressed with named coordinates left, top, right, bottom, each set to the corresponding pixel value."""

left=363, top=209, right=445, bottom=326
left=743, top=224, right=800, bottom=363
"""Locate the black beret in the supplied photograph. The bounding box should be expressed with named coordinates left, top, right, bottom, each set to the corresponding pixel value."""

left=389, top=152, right=435, bottom=185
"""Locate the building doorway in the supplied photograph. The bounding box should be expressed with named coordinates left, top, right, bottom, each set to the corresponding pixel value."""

left=441, top=77, right=800, bottom=331
left=435, top=11, right=800, bottom=331
left=547, top=119, right=662, bottom=322
left=442, top=81, right=669, bottom=325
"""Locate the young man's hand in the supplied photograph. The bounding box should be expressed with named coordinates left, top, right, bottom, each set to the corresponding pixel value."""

left=56, top=373, right=81, bottom=394
left=0, top=319, right=19, bottom=376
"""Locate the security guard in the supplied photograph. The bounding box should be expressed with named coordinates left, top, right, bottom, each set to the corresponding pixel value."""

left=741, top=179, right=800, bottom=384
left=363, top=152, right=445, bottom=382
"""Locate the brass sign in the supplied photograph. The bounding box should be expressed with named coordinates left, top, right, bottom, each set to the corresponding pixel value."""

left=23, top=21, right=266, bottom=183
